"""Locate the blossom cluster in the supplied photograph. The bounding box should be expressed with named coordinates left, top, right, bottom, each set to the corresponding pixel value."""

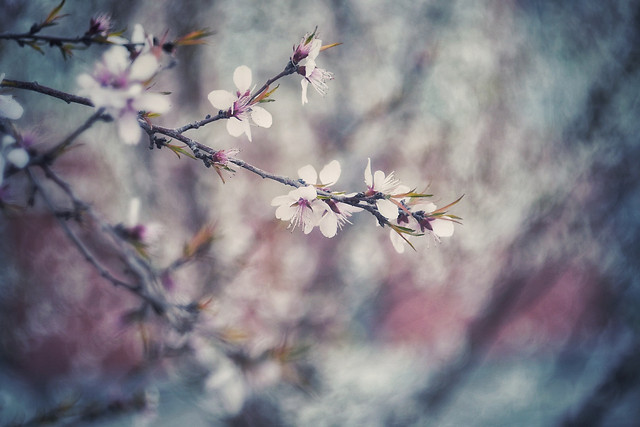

left=68, top=23, right=460, bottom=253
left=2, top=14, right=461, bottom=255
left=205, top=30, right=335, bottom=142
left=271, top=160, right=362, bottom=238
left=271, top=159, right=459, bottom=252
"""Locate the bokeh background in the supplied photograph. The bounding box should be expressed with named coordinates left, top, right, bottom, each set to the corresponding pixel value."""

left=1, top=0, right=640, bottom=425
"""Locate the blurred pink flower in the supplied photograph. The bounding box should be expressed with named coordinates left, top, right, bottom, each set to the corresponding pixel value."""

left=86, top=13, right=112, bottom=37
left=207, top=65, right=272, bottom=142
left=77, top=46, right=170, bottom=144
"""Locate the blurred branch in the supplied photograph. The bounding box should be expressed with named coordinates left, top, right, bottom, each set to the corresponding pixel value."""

left=25, top=167, right=141, bottom=295
left=146, top=123, right=396, bottom=226
left=1, top=78, right=93, bottom=106
left=26, top=164, right=199, bottom=330
left=0, top=31, right=117, bottom=49
left=10, top=391, right=149, bottom=427
left=562, top=339, right=640, bottom=426
left=417, top=188, right=579, bottom=413
left=42, top=108, right=108, bottom=162
left=419, top=260, right=565, bottom=412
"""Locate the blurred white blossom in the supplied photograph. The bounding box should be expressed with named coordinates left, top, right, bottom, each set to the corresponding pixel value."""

left=77, top=46, right=170, bottom=144
left=0, top=73, right=24, bottom=120
left=0, top=135, right=28, bottom=186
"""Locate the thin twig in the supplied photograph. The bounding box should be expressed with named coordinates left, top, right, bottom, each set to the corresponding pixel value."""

left=42, top=108, right=108, bottom=162
left=175, top=111, right=226, bottom=134
left=248, top=62, right=297, bottom=104
left=147, top=124, right=388, bottom=224
left=228, top=158, right=303, bottom=188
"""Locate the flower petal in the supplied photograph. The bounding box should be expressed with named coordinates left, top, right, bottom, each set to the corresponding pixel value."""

left=432, top=218, right=454, bottom=237
left=128, top=197, right=140, bottom=226
left=304, top=60, right=317, bottom=77
left=250, top=106, right=272, bottom=128
left=271, top=194, right=291, bottom=207
left=275, top=203, right=296, bottom=221
left=2, top=134, right=16, bottom=147
left=6, top=148, right=29, bottom=168
left=129, top=53, right=158, bottom=81
left=297, top=165, right=318, bottom=185
left=373, top=170, right=387, bottom=191
left=298, top=185, right=318, bottom=201
left=301, top=79, right=310, bottom=105
left=390, top=230, right=406, bottom=254
left=118, top=112, right=142, bottom=144
left=415, top=202, right=437, bottom=213
left=227, top=117, right=250, bottom=140
left=76, top=73, right=96, bottom=91
left=208, top=90, right=235, bottom=110
left=319, top=160, right=341, bottom=186
left=394, top=184, right=411, bottom=196
left=319, top=211, right=338, bottom=238
left=302, top=207, right=318, bottom=234
left=233, top=65, right=252, bottom=92
left=364, top=158, right=373, bottom=187
left=102, top=46, right=129, bottom=74
left=134, top=92, right=170, bottom=114
left=377, top=199, right=399, bottom=220
left=307, top=39, right=321, bottom=61
left=131, top=24, right=146, bottom=45
left=0, top=95, right=24, bottom=120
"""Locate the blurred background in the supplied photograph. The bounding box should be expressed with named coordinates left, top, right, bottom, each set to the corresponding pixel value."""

left=1, top=0, right=640, bottom=425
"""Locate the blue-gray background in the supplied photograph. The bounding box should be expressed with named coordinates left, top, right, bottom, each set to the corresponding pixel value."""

left=1, top=1, right=639, bottom=426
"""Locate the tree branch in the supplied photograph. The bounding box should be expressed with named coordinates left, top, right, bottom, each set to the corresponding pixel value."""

left=1, top=78, right=93, bottom=106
